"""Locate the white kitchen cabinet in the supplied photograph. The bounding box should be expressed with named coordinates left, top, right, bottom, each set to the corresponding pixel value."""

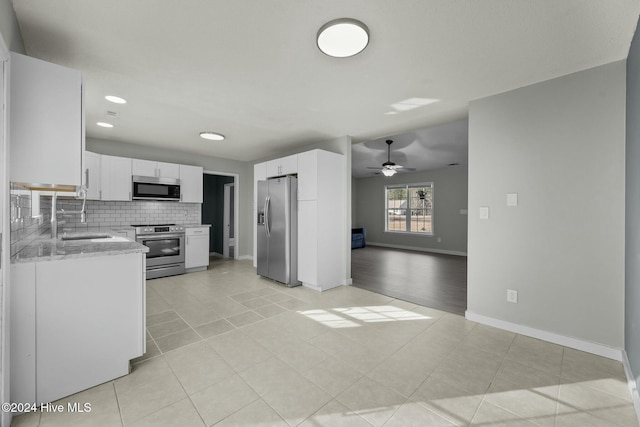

left=180, top=165, right=204, bottom=203
left=131, top=159, right=156, bottom=177
left=84, top=151, right=102, bottom=200
left=101, top=155, right=132, bottom=201
left=253, top=162, right=267, bottom=267
left=296, top=149, right=345, bottom=291
left=185, top=226, right=210, bottom=271
left=132, top=159, right=180, bottom=179
left=9, top=52, right=84, bottom=188
left=10, top=253, right=145, bottom=404
left=266, top=154, right=297, bottom=178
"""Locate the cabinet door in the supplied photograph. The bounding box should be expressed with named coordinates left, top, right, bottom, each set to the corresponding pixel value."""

left=84, top=152, right=101, bottom=200
left=132, top=159, right=157, bottom=177
left=10, top=53, right=83, bottom=187
left=36, top=254, right=144, bottom=404
left=180, top=165, right=203, bottom=203
left=186, top=232, right=210, bottom=269
left=101, top=155, right=132, bottom=201
left=10, top=263, right=37, bottom=404
left=266, top=154, right=297, bottom=177
left=158, top=162, right=180, bottom=179
left=297, top=200, right=317, bottom=285
left=297, top=150, right=318, bottom=201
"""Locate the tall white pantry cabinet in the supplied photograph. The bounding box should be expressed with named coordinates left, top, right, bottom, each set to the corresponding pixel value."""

left=253, top=149, right=345, bottom=291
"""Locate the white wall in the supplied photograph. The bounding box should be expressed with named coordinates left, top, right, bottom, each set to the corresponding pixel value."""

left=468, top=60, right=626, bottom=349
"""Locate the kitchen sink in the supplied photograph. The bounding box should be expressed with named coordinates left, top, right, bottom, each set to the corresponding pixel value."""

left=61, top=233, right=111, bottom=241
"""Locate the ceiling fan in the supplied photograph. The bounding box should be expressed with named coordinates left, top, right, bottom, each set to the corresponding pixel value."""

left=367, top=139, right=416, bottom=176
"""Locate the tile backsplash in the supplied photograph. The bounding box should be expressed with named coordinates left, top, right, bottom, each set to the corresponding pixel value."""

left=10, top=183, right=201, bottom=256
left=50, top=199, right=201, bottom=229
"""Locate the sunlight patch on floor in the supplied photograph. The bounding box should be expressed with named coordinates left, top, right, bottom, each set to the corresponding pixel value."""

left=297, top=305, right=431, bottom=328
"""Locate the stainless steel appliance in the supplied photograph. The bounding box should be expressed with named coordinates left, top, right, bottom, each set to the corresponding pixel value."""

left=257, top=176, right=300, bottom=287
left=134, top=224, right=185, bottom=279
left=132, top=176, right=181, bottom=201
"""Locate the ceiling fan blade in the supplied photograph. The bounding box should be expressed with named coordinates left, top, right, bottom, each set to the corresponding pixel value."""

left=366, top=166, right=383, bottom=169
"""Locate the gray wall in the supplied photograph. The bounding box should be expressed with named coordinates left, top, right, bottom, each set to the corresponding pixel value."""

left=468, top=61, right=626, bottom=348
left=88, top=137, right=253, bottom=259
left=354, top=166, right=468, bottom=254
left=0, top=0, right=24, bottom=53
left=626, top=19, right=640, bottom=383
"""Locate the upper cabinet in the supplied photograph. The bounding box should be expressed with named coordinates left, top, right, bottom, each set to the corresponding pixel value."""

left=9, top=53, right=84, bottom=189
left=101, top=155, right=132, bottom=201
left=132, top=159, right=180, bottom=180
left=266, top=154, right=297, bottom=178
left=179, top=165, right=203, bottom=203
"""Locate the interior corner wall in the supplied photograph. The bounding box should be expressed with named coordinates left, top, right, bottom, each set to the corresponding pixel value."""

left=354, top=166, right=468, bottom=254
left=0, top=0, right=25, bottom=53
left=468, top=60, right=626, bottom=349
left=626, top=20, right=640, bottom=382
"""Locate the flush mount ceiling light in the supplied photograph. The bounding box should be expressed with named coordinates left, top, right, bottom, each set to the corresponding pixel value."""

left=317, top=18, right=369, bottom=58
left=105, top=95, right=127, bottom=104
left=96, top=122, right=114, bottom=128
left=200, top=132, right=225, bottom=141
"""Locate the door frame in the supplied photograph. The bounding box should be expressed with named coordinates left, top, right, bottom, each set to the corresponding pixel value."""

left=223, top=182, right=235, bottom=258
left=203, top=170, right=239, bottom=260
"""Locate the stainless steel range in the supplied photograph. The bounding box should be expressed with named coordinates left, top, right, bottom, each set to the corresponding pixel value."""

left=134, top=224, right=185, bottom=279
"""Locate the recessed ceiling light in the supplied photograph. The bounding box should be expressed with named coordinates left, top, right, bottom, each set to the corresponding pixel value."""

left=105, top=95, right=127, bottom=104
left=97, top=122, right=114, bottom=128
left=317, top=18, right=369, bottom=58
left=200, top=132, right=225, bottom=141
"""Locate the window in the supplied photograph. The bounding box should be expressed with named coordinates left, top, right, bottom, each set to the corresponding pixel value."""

left=385, top=183, right=433, bottom=234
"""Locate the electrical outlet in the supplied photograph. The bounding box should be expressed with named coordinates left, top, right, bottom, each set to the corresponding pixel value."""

left=437, top=237, right=442, bottom=243
left=507, top=289, right=518, bottom=304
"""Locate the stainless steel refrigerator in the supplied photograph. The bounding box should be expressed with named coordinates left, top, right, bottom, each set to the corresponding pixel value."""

left=256, top=176, right=300, bottom=287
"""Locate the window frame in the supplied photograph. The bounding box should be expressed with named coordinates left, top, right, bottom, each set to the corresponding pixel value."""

left=384, top=182, right=434, bottom=236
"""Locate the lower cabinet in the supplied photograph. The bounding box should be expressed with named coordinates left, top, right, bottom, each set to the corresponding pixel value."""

left=10, top=253, right=146, bottom=405
left=185, top=226, right=210, bottom=271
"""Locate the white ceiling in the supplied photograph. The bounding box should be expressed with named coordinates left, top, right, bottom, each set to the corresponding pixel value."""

left=11, top=1, right=640, bottom=166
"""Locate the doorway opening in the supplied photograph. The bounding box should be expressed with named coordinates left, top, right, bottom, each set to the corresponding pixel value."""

left=202, top=172, right=238, bottom=259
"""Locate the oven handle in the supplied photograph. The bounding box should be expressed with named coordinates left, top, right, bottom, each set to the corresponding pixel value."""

left=137, top=233, right=185, bottom=240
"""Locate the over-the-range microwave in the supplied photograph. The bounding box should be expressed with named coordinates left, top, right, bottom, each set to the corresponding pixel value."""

left=132, top=175, right=181, bottom=201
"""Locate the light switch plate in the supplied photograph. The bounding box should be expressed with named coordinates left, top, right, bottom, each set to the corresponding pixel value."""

left=460, top=209, right=468, bottom=215
left=479, top=206, right=489, bottom=219
left=507, top=193, right=518, bottom=207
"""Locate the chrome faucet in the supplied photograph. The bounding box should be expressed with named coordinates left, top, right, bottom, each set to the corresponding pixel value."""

left=51, top=186, right=88, bottom=239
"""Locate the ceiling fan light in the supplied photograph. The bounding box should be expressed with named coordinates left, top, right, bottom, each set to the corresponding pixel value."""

left=317, top=18, right=369, bottom=58
left=382, top=168, right=396, bottom=177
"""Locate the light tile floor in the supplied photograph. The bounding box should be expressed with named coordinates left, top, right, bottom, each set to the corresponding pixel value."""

left=11, top=258, right=640, bottom=427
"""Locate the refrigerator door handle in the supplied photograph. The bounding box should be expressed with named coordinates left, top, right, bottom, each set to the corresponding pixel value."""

left=265, top=196, right=271, bottom=237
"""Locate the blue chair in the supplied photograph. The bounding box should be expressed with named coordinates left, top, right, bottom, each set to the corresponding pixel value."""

left=351, top=228, right=366, bottom=249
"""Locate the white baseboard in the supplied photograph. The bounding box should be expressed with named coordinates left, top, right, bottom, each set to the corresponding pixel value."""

left=343, top=278, right=353, bottom=286
left=465, top=311, right=623, bottom=361
left=238, top=255, right=253, bottom=261
left=622, top=351, right=640, bottom=426
left=367, top=241, right=467, bottom=257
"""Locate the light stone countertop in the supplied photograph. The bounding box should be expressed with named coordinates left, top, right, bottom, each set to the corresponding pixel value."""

left=11, top=228, right=148, bottom=264
left=181, top=224, right=211, bottom=228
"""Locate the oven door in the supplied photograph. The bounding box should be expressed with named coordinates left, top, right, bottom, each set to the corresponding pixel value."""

left=136, top=234, right=185, bottom=267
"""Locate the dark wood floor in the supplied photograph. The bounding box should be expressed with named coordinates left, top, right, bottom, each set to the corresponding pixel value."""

left=351, top=246, right=467, bottom=315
